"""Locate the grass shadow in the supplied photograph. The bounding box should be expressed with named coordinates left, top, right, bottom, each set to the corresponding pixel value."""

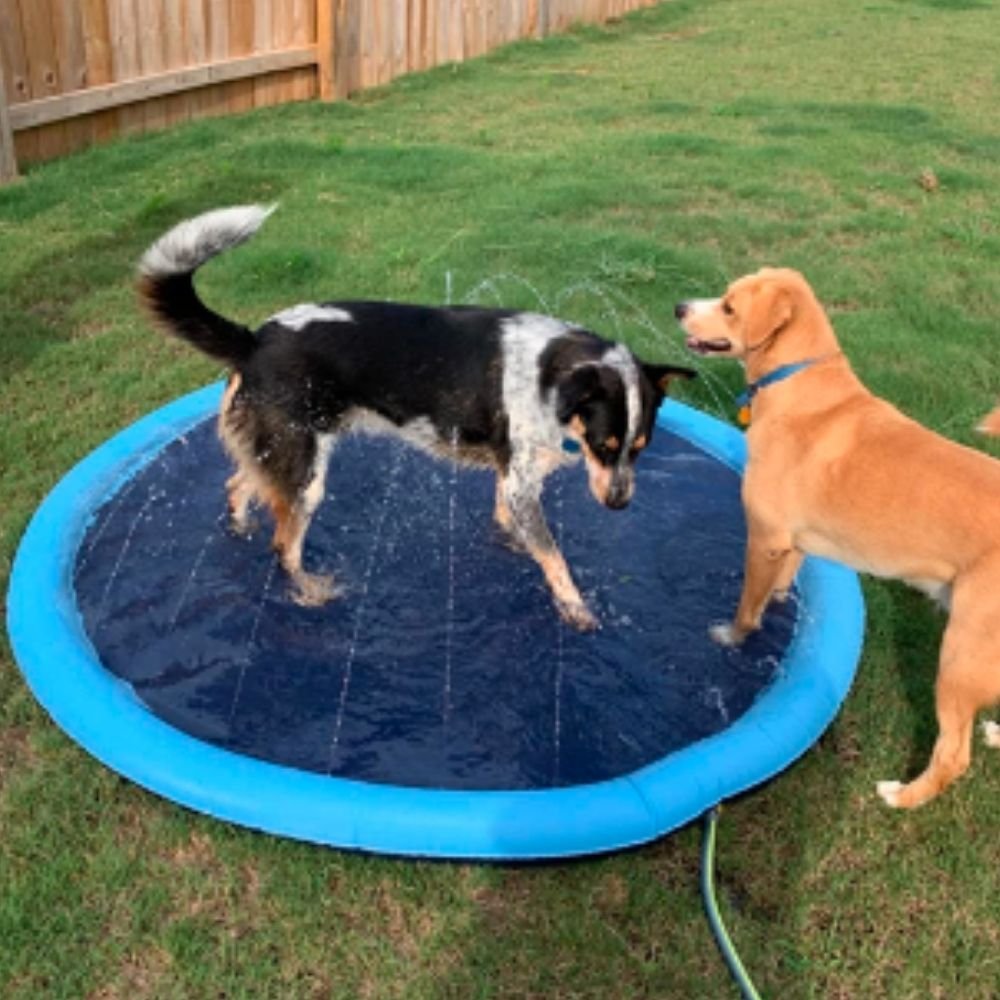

left=0, top=172, right=288, bottom=388
left=892, top=0, right=989, bottom=8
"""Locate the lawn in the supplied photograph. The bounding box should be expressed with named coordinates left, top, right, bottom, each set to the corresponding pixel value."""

left=3, top=0, right=1000, bottom=997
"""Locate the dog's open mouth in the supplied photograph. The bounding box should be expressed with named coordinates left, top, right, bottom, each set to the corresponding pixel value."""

left=685, top=336, right=732, bottom=355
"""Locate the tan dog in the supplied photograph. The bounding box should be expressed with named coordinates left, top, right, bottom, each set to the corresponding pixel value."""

left=675, top=267, right=1000, bottom=808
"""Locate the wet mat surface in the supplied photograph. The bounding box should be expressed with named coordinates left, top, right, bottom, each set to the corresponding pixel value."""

left=73, top=419, right=797, bottom=790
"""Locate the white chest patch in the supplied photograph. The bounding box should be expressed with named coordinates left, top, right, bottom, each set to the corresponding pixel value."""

left=269, top=303, right=354, bottom=330
left=501, top=313, right=575, bottom=456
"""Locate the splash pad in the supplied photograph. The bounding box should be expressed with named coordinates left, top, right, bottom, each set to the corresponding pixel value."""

left=8, top=381, right=863, bottom=859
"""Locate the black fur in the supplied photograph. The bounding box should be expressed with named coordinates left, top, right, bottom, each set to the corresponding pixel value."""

left=139, top=206, right=696, bottom=628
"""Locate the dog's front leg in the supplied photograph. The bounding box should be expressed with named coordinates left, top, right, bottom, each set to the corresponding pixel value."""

left=772, top=549, right=804, bottom=603
left=711, top=525, right=797, bottom=646
left=500, top=460, right=597, bottom=632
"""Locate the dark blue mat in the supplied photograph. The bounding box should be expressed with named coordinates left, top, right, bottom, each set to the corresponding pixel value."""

left=73, top=418, right=796, bottom=791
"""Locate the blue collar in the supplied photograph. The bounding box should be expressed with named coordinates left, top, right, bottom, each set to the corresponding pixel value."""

left=735, top=358, right=820, bottom=409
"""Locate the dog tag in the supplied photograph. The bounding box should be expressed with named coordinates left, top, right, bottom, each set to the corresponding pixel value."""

left=737, top=405, right=752, bottom=427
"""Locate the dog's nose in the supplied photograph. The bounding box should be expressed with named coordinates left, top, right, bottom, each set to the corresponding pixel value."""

left=605, top=481, right=633, bottom=510
left=674, top=302, right=689, bottom=321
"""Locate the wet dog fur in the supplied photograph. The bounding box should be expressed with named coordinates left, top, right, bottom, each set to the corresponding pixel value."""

left=139, top=205, right=694, bottom=630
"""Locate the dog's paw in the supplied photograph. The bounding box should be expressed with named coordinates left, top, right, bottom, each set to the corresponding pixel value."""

left=875, top=780, right=905, bottom=808
left=227, top=512, right=258, bottom=537
left=559, top=601, right=600, bottom=633
left=983, top=720, right=1000, bottom=749
left=291, top=573, right=341, bottom=607
left=708, top=622, right=744, bottom=647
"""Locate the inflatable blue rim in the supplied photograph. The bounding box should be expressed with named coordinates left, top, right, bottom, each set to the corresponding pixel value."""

left=7, top=384, right=864, bottom=860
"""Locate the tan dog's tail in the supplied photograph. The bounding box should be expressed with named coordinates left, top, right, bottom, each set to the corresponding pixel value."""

left=977, top=404, right=1000, bottom=436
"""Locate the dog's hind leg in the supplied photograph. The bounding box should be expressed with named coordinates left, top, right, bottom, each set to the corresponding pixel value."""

left=220, top=383, right=340, bottom=605
left=226, top=470, right=256, bottom=534
left=220, top=375, right=258, bottom=534
left=267, top=431, right=340, bottom=607
left=878, top=563, right=1000, bottom=808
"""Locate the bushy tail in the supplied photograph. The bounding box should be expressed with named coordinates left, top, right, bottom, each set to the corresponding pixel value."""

left=137, top=205, right=275, bottom=367
left=977, top=404, right=1000, bottom=437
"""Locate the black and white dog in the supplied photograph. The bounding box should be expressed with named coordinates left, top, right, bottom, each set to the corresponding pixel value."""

left=139, top=206, right=694, bottom=630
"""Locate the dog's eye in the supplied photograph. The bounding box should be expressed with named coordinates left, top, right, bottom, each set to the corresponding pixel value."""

left=722, top=300, right=735, bottom=316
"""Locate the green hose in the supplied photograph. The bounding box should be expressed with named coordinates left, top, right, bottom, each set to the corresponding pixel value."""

left=701, top=806, right=764, bottom=1000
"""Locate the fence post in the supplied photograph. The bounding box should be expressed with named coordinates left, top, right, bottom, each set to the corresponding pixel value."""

left=317, top=0, right=336, bottom=100
left=0, top=57, right=19, bottom=183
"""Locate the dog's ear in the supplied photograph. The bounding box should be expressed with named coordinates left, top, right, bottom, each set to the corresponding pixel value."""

left=642, top=364, right=697, bottom=395
left=556, top=365, right=604, bottom=424
left=746, top=282, right=793, bottom=349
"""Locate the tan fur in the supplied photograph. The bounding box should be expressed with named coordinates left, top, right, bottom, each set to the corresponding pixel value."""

left=534, top=547, right=596, bottom=631
left=569, top=415, right=616, bottom=507
left=679, top=267, right=1000, bottom=808
left=978, top=404, right=1000, bottom=436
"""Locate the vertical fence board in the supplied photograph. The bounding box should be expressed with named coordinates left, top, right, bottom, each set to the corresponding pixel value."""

left=408, top=0, right=422, bottom=73
left=135, top=0, right=167, bottom=130
left=332, top=0, right=349, bottom=97
left=316, top=0, right=334, bottom=99
left=202, top=0, right=232, bottom=120
left=18, top=0, right=71, bottom=159
left=392, top=0, right=406, bottom=79
left=109, top=0, right=146, bottom=137
left=81, top=0, right=117, bottom=143
left=16, top=0, right=59, bottom=101
left=0, top=0, right=37, bottom=162
left=0, top=0, right=28, bottom=103
left=160, top=0, right=192, bottom=127
left=462, top=0, right=476, bottom=59
left=283, top=0, right=300, bottom=98
left=346, top=0, right=363, bottom=95
left=0, top=52, right=18, bottom=181
left=253, top=0, right=281, bottom=108
left=51, top=0, right=91, bottom=154
left=290, top=0, right=315, bottom=101
left=225, top=0, right=255, bottom=114
left=362, top=0, right=374, bottom=86
left=448, top=0, right=464, bottom=62
left=180, top=0, right=207, bottom=121
left=375, top=0, right=389, bottom=85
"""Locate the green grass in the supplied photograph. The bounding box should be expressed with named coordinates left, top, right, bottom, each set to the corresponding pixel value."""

left=3, top=1, right=1000, bottom=996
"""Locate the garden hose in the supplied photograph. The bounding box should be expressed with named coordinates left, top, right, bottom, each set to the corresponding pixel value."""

left=701, top=805, right=764, bottom=1000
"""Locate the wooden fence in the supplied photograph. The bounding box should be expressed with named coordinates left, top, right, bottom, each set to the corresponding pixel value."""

left=0, top=0, right=656, bottom=182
